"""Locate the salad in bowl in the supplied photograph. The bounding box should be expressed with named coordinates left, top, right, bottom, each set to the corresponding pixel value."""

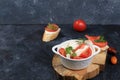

left=52, top=39, right=100, bottom=70
left=58, top=40, right=92, bottom=60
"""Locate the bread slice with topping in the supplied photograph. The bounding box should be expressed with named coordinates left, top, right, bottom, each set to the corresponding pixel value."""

left=85, top=35, right=109, bottom=52
left=42, top=23, right=61, bottom=42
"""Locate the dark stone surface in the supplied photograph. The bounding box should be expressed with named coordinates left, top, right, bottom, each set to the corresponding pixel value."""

left=0, top=0, right=120, bottom=24
left=0, top=24, right=120, bottom=80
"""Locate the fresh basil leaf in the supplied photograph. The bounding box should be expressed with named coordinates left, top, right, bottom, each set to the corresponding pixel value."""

left=71, top=53, right=77, bottom=57
left=69, top=46, right=73, bottom=50
left=95, top=39, right=106, bottom=42
left=65, top=46, right=73, bottom=54
left=94, top=36, right=107, bottom=42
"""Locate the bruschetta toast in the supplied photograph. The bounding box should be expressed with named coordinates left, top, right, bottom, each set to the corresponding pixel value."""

left=85, top=35, right=109, bottom=52
left=42, top=23, right=61, bottom=42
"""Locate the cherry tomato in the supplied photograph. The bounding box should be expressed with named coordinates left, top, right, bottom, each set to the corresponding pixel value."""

left=111, top=56, right=117, bottom=65
left=93, top=41, right=108, bottom=48
left=85, top=35, right=108, bottom=48
left=80, top=47, right=92, bottom=58
left=108, top=47, right=117, bottom=54
left=74, top=43, right=86, bottom=52
left=73, top=19, right=87, bottom=32
left=72, top=56, right=83, bottom=59
left=59, top=48, right=66, bottom=57
left=85, top=35, right=100, bottom=41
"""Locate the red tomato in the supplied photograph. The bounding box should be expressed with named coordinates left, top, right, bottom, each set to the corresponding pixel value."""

left=74, top=43, right=86, bottom=52
left=85, top=35, right=100, bottom=41
left=80, top=47, right=92, bottom=58
left=93, top=41, right=108, bottom=48
left=85, top=35, right=108, bottom=48
left=108, top=47, right=117, bottom=54
left=73, top=19, right=87, bottom=32
left=111, top=56, right=117, bottom=65
left=59, top=48, right=66, bottom=57
left=45, top=24, right=59, bottom=32
left=72, top=56, right=83, bottom=59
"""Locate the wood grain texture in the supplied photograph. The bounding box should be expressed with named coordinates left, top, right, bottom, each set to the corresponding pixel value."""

left=52, top=51, right=107, bottom=80
left=92, top=51, right=107, bottom=71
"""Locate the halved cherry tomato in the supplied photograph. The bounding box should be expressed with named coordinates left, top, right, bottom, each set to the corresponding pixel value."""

left=45, top=28, right=56, bottom=32
left=108, top=47, right=117, bottom=54
left=85, top=35, right=107, bottom=48
left=74, top=43, right=86, bottom=52
left=93, top=41, right=108, bottom=48
left=80, top=47, right=92, bottom=58
left=85, top=35, right=100, bottom=41
left=59, top=48, right=66, bottom=57
left=72, top=56, right=83, bottom=59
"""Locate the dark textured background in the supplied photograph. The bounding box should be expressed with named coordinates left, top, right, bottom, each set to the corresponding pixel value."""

left=0, top=0, right=120, bottom=80
left=0, top=0, right=120, bottom=24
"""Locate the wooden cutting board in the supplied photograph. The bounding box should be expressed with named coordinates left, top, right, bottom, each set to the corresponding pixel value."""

left=52, top=51, right=107, bottom=80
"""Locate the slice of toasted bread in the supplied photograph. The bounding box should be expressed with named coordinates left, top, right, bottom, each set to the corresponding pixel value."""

left=100, top=45, right=109, bottom=52
left=42, top=28, right=61, bottom=42
left=85, top=40, right=109, bottom=53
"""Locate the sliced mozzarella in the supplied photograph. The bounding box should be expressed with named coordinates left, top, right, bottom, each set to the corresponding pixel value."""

left=60, top=40, right=79, bottom=49
left=66, top=54, right=70, bottom=59
left=42, top=28, right=61, bottom=42
left=85, top=40, right=93, bottom=45
left=68, top=40, right=79, bottom=49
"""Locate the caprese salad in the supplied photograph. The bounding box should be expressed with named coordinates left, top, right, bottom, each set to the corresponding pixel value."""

left=58, top=39, right=92, bottom=59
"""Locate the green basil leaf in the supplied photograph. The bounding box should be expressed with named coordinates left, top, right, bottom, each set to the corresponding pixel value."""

left=71, top=53, right=77, bottom=57
left=65, top=46, right=73, bottom=54
left=95, top=39, right=106, bottom=42
left=94, top=35, right=107, bottom=42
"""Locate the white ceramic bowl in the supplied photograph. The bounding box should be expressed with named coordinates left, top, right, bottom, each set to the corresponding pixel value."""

left=52, top=39, right=100, bottom=70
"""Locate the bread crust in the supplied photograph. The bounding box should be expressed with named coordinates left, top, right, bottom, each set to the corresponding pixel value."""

left=42, top=28, right=61, bottom=42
